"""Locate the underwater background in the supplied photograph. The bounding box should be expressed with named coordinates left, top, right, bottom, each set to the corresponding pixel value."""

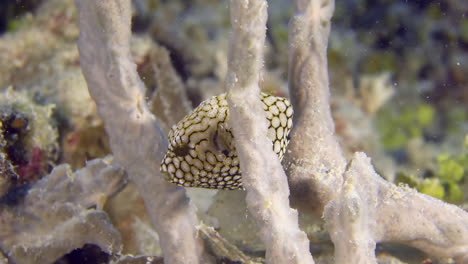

left=0, top=0, right=467, bottom=263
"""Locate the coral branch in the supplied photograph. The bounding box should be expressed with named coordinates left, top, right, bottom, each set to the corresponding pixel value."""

left=325, top=153, right=468, bottom=263
left=149, top=44, right=192, bottom=133
left=286, top=0, right=468, bottom=262
left=74, top=1, right=212, bottom=263
left=285, top=0, right=347, bottom=213
left=225, top=0, right=314, bottom=263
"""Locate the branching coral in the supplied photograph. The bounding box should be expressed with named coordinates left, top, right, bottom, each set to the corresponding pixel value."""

left=149, top=44, right=192, bottom=134
left=40, top=0, right=468, bottom=263
left=224, top=1, right=314, bottom=263
left=74, top=0, right=213, bottom=263
left=284, top=0, right=468, bottom=263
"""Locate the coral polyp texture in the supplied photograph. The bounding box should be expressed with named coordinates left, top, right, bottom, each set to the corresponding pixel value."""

left=161, top=92, right=293, bottom=189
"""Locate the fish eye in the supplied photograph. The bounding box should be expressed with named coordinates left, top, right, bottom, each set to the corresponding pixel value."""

left=172, top=144, right=191, bottom=156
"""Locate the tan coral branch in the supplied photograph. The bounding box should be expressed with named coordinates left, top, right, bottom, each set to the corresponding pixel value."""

left=74, top=1, right=213, bottom=263
left=224, top=0, right=314, bottom=263
left=286, top=0, right=468, bottom=263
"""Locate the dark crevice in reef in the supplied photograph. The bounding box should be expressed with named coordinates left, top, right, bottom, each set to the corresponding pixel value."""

left=0, top=0, right=44, bottom=34
left=53, top=244, right=111, bottom=264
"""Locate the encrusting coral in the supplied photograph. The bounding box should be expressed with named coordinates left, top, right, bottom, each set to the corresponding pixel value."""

left=0, top=88, right=58, bottom=191
left=0, top=157, right=126, bottom=264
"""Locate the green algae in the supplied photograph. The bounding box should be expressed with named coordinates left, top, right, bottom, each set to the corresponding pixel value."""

left=377, top=103, right=435, bottom=150
left=396, top=135, right=468, bottom=204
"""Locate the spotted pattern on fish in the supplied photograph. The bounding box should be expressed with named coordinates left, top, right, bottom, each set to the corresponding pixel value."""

left=160, top=92, right=293, bottom=190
